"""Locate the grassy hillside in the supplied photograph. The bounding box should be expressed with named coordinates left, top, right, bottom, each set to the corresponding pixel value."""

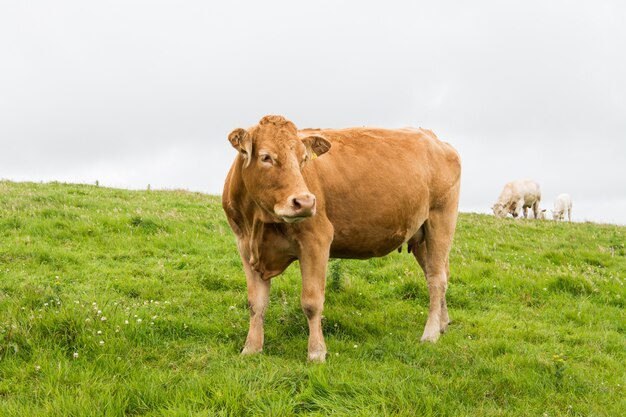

left=0, top=180, right=624, bottom=417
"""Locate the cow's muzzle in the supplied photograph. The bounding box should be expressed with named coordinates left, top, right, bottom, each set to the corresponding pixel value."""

left=275, top=193, right=316, bottom=223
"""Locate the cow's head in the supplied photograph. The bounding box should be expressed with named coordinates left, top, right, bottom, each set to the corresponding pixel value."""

left=491, top=202, right=508, bottom=218
left=228, top=115, right=331, bottom=223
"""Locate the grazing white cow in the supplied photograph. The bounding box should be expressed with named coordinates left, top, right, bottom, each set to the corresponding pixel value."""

left=491, top=179, right=541, bottom=219
left=552, top=193, right=572, bottom=221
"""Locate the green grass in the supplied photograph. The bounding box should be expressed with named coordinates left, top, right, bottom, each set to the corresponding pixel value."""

left=0, top=180, right=624, bottom=416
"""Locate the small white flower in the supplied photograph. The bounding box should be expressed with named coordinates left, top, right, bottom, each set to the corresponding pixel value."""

left=99, top=340, right=104, bottom=346
left=229, top=306, right=235, bottom=310
left=97, top=330, right=102, bottom=335
left=92, top=302, right=97, bottom=306
left=150, top=321, right=154, bottom=325
left=44, top=303, right=49, bottom=307
left=73, top=352, right=79, bottom=359
left=124, top=320, right=129, bottom=325
left=85, top=318, right=91, bottom=322
left=151, top=315, right=157, bottom=320
left=35, top=365, right=41, bottom=371
left=353, top=344, right=358, bottom=349
left=97, top=310, right=102, bottom=315
left=137, top=318, right=142, bottom=323
left=335, top=352, right=339, bottom=356
left=100, top=316, right=107, bottom=321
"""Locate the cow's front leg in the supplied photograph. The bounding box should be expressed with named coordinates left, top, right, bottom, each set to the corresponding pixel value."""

left=240, top=253, right=271, bottom=355
left=299, top=241, right=330, bottom=362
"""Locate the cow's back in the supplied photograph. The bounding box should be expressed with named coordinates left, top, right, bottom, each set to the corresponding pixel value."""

left=555, top=193, right=572, bottom=211
left=301, top=127, right=461, bottom=258
left=500, top=179, right=540, bottom=204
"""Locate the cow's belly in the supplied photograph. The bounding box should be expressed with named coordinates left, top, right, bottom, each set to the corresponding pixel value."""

left=328, top=211, right=426, bottom=259
left=330, top=235, right=406, bottom=259
left=523, top=195, right=538, bottom=207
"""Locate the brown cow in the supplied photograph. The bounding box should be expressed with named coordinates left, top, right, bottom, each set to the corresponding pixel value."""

left=222, top=115, right=461, bottom=362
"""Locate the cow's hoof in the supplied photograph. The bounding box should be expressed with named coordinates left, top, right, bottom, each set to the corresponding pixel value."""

left=307, top=350, right=327, bottom=363
left=439, top=320, right=450, bottom=334
left=420, top=329, right=441, bottom=343
left=241, top=345, right=262, bottom=356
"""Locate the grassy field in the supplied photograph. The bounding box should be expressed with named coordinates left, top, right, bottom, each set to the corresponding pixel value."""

left=0, top=180, right=624, bottom=416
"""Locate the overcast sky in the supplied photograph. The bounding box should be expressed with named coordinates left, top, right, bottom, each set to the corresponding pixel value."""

left=1, top=1, right=625, bottom=224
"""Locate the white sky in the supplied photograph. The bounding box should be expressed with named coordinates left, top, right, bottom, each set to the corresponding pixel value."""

left=1, top=1, right=625, bottom=224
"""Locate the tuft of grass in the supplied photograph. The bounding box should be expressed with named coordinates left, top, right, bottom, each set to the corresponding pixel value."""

left=329, top=260, right=343, bottom=292
left=0, top=180, right=625, bottom=416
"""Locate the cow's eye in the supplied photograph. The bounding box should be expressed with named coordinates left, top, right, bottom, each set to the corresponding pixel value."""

left=260, top=154, right=273, bottom=164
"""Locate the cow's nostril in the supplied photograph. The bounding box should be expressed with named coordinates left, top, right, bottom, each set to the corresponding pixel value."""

left=290, top=194, right=315, bottom=213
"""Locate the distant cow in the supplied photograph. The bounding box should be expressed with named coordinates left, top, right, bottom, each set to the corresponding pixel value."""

left=552, top=193, right=572, bottom=221
left=491, top=179, right=542, bottom=219
left=222, top=115, right=461, bottom=361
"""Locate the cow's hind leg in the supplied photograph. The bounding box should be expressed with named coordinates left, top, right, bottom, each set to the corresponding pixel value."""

left=420, top=207, right=458, bottom=342
left=440, top=258, right=451, bottom=332
left=413, top=240, right=452, bottom=333
left=411, top=225, right=427, bottom=274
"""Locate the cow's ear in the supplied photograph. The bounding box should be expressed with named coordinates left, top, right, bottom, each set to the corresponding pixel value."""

left=228, top=128, right=252, bottom=167
left=302, top=135, right=331, bottom=158
left=228, top=128, right=248, bottom=150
